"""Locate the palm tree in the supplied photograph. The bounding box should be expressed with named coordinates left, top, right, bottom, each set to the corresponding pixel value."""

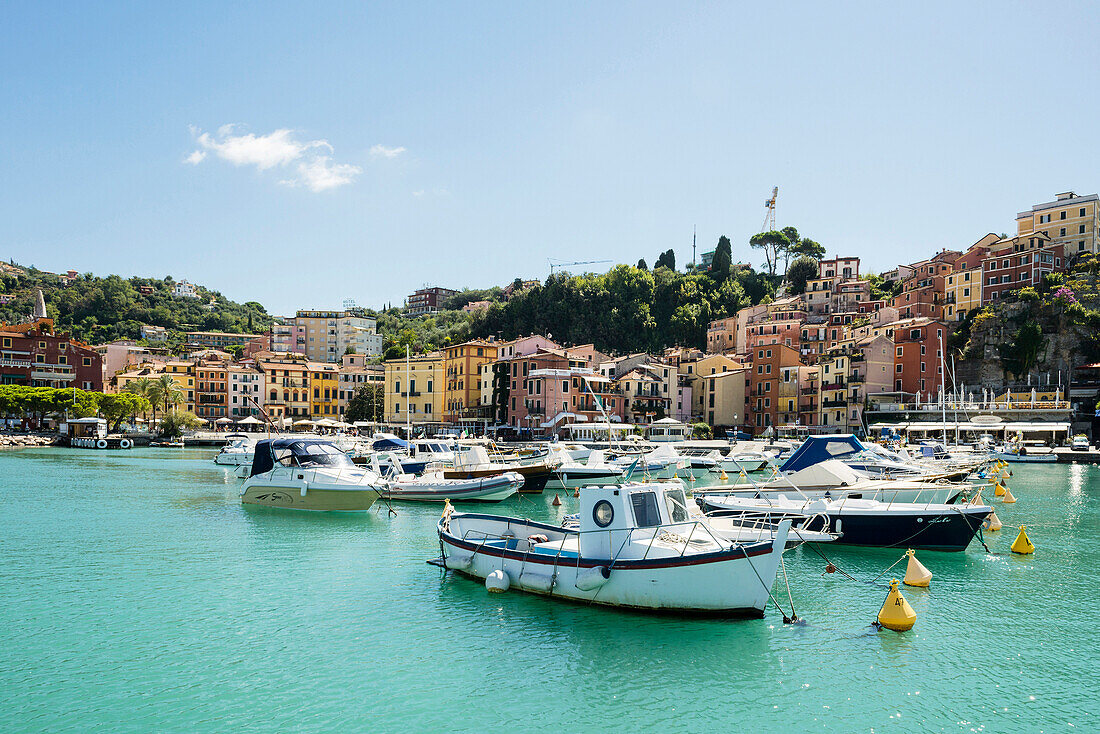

left=153, top=374, right=185, bottom=413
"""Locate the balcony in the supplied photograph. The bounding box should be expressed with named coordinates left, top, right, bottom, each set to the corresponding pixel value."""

left=799, top=387, right=817, bottom=395
left=281, top=379, right=306, bottom=388
left=400, top=391, right=422, bottom=397
left=821, top=380, right=846, bottom=391
left=799, top=403, right=817, bottom=412
left=525, top=406, right=545, bottom=416
left=822, top=399, right=848, bottom=408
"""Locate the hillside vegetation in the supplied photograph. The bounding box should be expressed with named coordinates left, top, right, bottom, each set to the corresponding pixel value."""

left=0, top=266, right=273, bottom=345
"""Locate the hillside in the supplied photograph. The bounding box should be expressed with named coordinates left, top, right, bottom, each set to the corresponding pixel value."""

left=0, top=265, right=273, bottom=345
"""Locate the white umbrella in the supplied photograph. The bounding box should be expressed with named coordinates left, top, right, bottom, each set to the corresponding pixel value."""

left=314, top=418, right=338, bottom=427
left=214, top=417, right=233, bottom=424
left=237, top=416, right=263, bottom=425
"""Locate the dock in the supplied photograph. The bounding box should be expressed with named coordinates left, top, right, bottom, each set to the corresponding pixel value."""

left=1054, top=448, right=1100, bottom=464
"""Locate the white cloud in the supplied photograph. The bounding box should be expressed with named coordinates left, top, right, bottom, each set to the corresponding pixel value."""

left=284, top=157, right=363, bottom=193
left=370, top=144, right=406, bottom=159
left=412, top=190, right=425, bottom=197
left=187, top=125, right=358, bottom=191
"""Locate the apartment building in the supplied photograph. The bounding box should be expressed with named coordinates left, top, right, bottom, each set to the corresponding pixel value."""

left=384, top=352, right=443, bottom=424
left=405, top=287, right=458, bottom=316
left=745, top=296, right=805, bottom=352
left=257, top=357, right=311, bottom=420
left=308, top=362, right=340, bottom=418
left=892, top=318, right=946, bottom=398
left=0, top=319, right=103, bottom=391
left=336, top=354, right=383, bottom=419
left=227, top=364, right=264, bottom=419
left=981, top=232, right=1063, bottom=304
left=1017, top=191, right=1099, bottom=256
left=443, top=339, right=499, bottom=422
left=681, top=354, right=743, bottom=419
left=705, top=316, right=738, bottom=354
left=194, top=360, right=229, bottom=421
left=700, top=368, right=748, bottom=429
left=185, top=331, right=260, bottom=350
left=294, top=310, right=382, bottom=362
left=748, top=343, right=802, bottom=433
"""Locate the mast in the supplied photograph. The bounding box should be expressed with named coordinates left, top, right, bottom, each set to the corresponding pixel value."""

left=406, top=344, right=411, bottom=439
left=939, top=330, right=947, bottom=445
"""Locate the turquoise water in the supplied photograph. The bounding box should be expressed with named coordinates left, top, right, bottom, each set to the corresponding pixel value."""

left=1, top=448, right=1096, bottom=732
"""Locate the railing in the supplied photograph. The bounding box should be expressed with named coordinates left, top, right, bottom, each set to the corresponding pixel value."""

left=799, top=403, right=816, bottom=412
left=821, top=399, right=848, bottom=408
left=281, top=379, right=306, bottom=388
left=821, top=381, right=846, bottom=390
left=799, top=387, right=817, bottom=395
left=868, top=400, right=1071, bottom=412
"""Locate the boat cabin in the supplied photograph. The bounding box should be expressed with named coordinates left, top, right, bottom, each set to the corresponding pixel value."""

left=577, top=483, right=693, bottom=558
left=645, top=418, right=692, bottom=443
left=249, top=438, right=356, bottom=477
left=64, top=417, right=107, bottom=439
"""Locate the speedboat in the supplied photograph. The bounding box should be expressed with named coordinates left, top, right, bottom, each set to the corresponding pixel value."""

left=214, top=433, right=255, bottom=465
left=437, top=482, right=791, bottom=616
left=240, top=438, right=383, bottom=512
left=370, top=453, right=522, bottom=502
left=697, top=494, right=992, bottom=552
left=994, top=439, right=1057, bottom=463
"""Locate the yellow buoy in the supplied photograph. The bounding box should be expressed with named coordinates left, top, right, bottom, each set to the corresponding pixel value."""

left=719, top=470, right=728, bottom=482
left=877, top=579, right=917, bottom=631
left=1011, top=525, right=1034, bottom=554
left=903, top=549, right=932, bottom=587
left=1002, top=488, right=1017, bottom=504
left=983, top=510, right=1002, bottom=531
left=994, top=482, right=1006, bottom=497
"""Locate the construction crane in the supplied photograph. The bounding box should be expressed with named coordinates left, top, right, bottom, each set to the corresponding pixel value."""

left=548, top=258, right=612, bottom=275
left=761, top=186, right=778, bottom=232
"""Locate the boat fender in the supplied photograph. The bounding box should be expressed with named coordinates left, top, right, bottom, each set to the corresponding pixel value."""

left=518, top=571, right=554, bottom=593
left=300, top=485, right=308, bottom=497
left=575, top=566, right=611, bottom=591
left=444, top=553, right=473, bottom=571
left=96, top=439, right=108, bottom=449
left=485, top=569, right=510, bottom=593
left=119, top=438, right=132, bottom=449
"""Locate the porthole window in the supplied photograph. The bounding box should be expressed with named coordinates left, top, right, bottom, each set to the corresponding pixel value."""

left=592, top=500, right=614, bottom=528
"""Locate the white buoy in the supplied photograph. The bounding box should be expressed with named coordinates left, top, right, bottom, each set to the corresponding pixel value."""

left=485, top=569, right=510, bottom=593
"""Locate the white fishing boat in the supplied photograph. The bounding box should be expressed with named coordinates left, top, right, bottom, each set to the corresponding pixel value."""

left=240, top=438, right=383, bottom=512
left=214, top=434, right=256, bottom=465
left=370, top=453, right=522, bottom=502
left=437, top=483, right=791, bottom=616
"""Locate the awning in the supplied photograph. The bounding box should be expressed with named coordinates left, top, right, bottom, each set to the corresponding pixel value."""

left=237, top=416, right=263, bottom=425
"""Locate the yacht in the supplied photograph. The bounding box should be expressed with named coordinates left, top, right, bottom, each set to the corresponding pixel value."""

left=214, top=434, right=256, bottom=465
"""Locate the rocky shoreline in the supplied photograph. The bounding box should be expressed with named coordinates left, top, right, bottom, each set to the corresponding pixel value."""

left=0, top=434, right=62, bottom=449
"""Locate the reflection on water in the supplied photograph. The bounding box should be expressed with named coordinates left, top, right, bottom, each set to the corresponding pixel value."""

left=0, top=448, right=1095, bottom=732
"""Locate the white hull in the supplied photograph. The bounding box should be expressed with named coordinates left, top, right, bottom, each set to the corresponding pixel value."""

left=383, top=473, right=521, bottom=503
left=993, top=451, right=1056, bottom=463
left=215, top=451, right=253, bottom=466
left=440, top=513, right=790, bottom=615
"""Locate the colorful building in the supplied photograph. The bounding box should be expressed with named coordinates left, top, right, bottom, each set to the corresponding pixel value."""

left=1016, top=191, right=1099, bottom=257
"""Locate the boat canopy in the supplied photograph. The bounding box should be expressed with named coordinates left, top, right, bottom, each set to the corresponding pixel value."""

left=371, top=435, right=410, bottom=451
left=780, top=434, right=864, bottom=473
left=249, top=438, right=355, bottom=477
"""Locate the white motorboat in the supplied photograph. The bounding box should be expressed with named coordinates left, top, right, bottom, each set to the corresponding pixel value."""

left=438, top=482, right=791, bottom=616
left=717, top=452, right=772, bottom=473
left=994, top=439, right=1057, bottom=463
left=370, top=453, right=523, bottom=502
left=214, top=434, right=255, bottom=465
left=240, top=438, right=383, bottom=512
left=546, top=448, right=625, bottom=489
left=696, top=494, right=992, bottom=552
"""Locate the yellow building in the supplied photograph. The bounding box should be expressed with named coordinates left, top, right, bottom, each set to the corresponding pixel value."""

left=699, top=368, right=747, bottom=427
left=680, top=354, right=744, bottom=420
left=257, top=356, right=311, bottom=420
left=384, top=352, right=443, bottom=425
left=1017, top=191, right=1099, bottom=257
left=114, top=360, right=196, bottom=412
left=443, top=339, right=499, bottom=423
left=944, top=268, right=982, bottom=321
left=308, top=362, right=340, bottom=418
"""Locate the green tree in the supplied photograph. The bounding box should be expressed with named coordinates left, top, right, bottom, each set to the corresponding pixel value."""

left=158, top=409, right=204, bottom=438
left=786, top=256, right=819, bottom=295
left=654, top=249, right=676, bottom=271
left=790, top=238, right=826, bottom=260
left=344, top=384, right=384, bottom=423
left=637, top=258, right=648, bottom=270
left=99, top=392, right=152, bottom=431
left=710, top=236, right=733, bottom=280
left=749, top=230, right=792, bottom=276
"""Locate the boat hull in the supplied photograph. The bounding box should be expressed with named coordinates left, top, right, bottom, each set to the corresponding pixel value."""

left=698, top=500, right=990, bottom=551
left=382, top=474, right=521, bottom=502
left=214, top=452, right=252, bottom=466
left=444, top=465, right=552, bottom=493
left=241, top=485, right=380, bottom=512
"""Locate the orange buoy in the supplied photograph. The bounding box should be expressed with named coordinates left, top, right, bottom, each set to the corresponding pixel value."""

left=573, top=487, right=580, bottom=498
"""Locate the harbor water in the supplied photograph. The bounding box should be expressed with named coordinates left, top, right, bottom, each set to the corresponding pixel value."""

left=2, top=448, right=1096, bottom=732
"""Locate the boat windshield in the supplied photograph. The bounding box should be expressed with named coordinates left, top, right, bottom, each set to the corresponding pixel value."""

left=664, top=488, right=689, bottom=523
left=273, top=442, right=355, bottom=470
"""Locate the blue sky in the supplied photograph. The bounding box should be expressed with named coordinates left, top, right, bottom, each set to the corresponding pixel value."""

left=2, top=1, right=1099, bottom=315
